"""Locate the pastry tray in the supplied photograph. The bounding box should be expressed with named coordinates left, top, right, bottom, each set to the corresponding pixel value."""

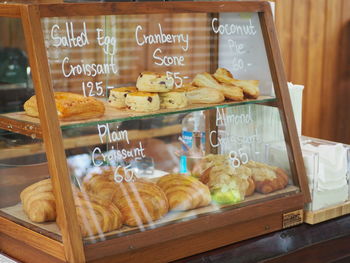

left=0, top=185, right=299, bottom=244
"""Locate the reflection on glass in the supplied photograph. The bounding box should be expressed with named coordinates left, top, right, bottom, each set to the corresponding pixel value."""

left=0, top=17, right=33, bottom=114
left=58, top=107, right=298, bottom=242
left=0, top=10, right=298, bottom=245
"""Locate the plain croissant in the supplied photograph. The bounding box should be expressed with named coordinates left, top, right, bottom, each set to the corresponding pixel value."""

left=157, top=174, right=211, bottom=211
left=83, top=168, right=169, bottom=227
left=20, top=179, right=56, bottom=223
left=59, top=190, right=123, bottom=237
left=20, top=179, right=123, bottom=237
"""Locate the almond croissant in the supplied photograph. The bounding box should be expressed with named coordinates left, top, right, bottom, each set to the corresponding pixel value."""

left=243, top=161, right=289, bottom=194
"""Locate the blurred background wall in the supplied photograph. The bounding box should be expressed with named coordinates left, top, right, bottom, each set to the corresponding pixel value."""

left=275, top=0, right=350, bottom=143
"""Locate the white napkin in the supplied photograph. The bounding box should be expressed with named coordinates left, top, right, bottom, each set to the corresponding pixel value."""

left=302, top=143, right=347, bottom=191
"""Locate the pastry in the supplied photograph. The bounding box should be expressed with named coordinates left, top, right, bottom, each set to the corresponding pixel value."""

left=136, top=71, right=174, bottom=92
left=243, top=161, right=289, bottom=194
left=24, top=92, right=105, bottom=121
left=230, top=79, right=260, bottom=99
left=125, top=91, right=160, bottom=112
left=159, top=89, right=188, bottom=109
left=68, top=190, right=123, bottom=237
left=20, top=179, right=123, bottom=237
left=212, top=68, right=235, bottom=84
left=213, top=68, right=260, bottom=99
left=184, top=85, right=225, bottom=104
left=108, top=86, right=137, bottom=108
left=83, top=168, right=169, bottom=227
left=192, top=72, right=244, bottom=101
left=20, top=179, right=56, bottom=223
left=196, top=154, right=255, bottom=199
left=157, top=174, right=211, bottom=211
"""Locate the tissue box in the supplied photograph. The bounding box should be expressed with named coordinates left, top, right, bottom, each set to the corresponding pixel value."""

left=266, top=136, right=350, bottom=212
left=301, top=137, right=350, bottom=211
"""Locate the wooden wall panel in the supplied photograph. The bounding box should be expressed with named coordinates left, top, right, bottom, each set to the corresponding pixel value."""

left=336, top=0, right=350, bottom=142
left=322, top=0, right=343, bottom=140
left=290, top=0, right=310, bottom=85
left=0, top=18, right=26, bottom=51
left=275, top=0, right=293, bottom=77
left=305, top=0, right=326, bottom=137
left=275, top=0, right=350, bottom=144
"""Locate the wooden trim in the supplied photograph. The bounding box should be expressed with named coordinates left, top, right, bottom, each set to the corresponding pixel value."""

left=0, top=216, right=65, bottom=261
left=0, top=4, right=21, bottom=18
left=259, top=7, right=311, bottom=203
left=37, top=1, right=267, bottom=18
left=0, top=233, right=65, bottom=263
left=86, top=209, right=302, bottom=263
left=304, top=201, right=350, bottom=225
left=20, top=5, right=85, bottom=263
left=0, top=211, right=62, bottom=242
left=84, top=193, right=304, bottom=262
left=0, top=116, right=42, bottom=139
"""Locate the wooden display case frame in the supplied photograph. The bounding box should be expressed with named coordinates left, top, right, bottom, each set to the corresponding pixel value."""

left=0, top=1, right=310, bottom=263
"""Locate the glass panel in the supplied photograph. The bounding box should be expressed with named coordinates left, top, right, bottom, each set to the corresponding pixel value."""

left=0, top=17, right=33, bottom=114
left=0, top=8, right=299, bottom=247
left=0, top=18, right=58, bottom=240
left=35, top=12, right=275, bottom=129
left=59, top=106, right=298, bottom=243
left=0, top=129, right=60, bottom=240
left=216, top=13, right=274, bottom=96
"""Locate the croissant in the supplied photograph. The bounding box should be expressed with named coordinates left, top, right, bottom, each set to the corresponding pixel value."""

left=183, top=85, right=225, bottom=104
left=213, top=68, right=260, bottom=99
left=20, top=179, right=123, bottom=237
left=24, top=92, right=105, bottom=121
left=20, top=179, right=56, bottom=223
left=64, top=190, right=123, bottom=237
left=243, top=161, right=289, bottom=194
left=157, top=174, right=211, bottom=211
left=195, top=155, right=255, bottom=198
left=192, top=72, right=244, bottom=101
left=83, top=168, right=169, bottom=227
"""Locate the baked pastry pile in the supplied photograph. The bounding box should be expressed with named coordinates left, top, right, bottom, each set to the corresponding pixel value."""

left=194, top=154, right=288, bottom=204
left=24, top=92, right=105, bottom=121
left=20, top=179, right=123, bottom=237
left=108, top=72, right=183, bottom=112
left=108, top=68, right=260, bottom=112
left=195, top=154, right=255, bottom=204
left=20, top=170, right=211, bottom=236
left=19, top=159, right=287, bottom=236
left=189, top=68, right=259, bottom=102
left=23, top=69, right=259, bottom=116
left=83, top=168, right=169, bottom=227
left=108, top=86, right=137, bottom=109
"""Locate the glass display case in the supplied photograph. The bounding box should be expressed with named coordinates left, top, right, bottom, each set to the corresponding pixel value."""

left=0, top=2, right=310, bottom=263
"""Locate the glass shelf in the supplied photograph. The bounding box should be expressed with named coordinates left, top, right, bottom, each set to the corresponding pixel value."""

left=0, top=96, right=276, bottom=136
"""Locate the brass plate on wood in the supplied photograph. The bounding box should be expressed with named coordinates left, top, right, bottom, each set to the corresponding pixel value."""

left=282, top=209, right=303, bottom=228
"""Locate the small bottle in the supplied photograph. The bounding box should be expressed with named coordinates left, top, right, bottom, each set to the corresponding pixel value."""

left=180, top=111, right=206, bottom=174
